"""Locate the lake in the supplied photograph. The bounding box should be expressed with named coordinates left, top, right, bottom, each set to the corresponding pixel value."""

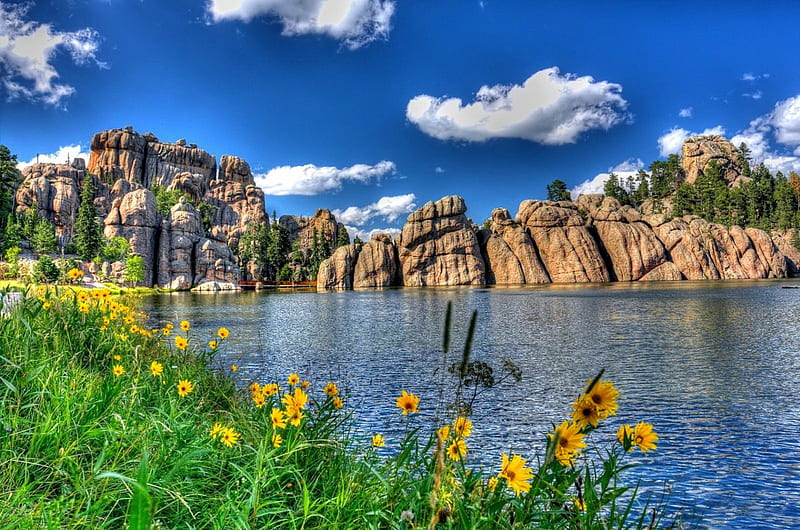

left=141, top=280, right=800, bottom=529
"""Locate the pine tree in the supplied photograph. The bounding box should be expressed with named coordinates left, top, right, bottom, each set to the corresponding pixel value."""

left=31, top=217, right=57, bottom=255
left=73, top=176, right=104, bottom=260
left=546, top=179, right=571, bottom=201
left=336, top=224, right=350, bottom=247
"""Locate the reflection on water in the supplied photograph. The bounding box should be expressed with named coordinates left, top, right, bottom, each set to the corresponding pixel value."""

left=142, top=281, right=800, bottom=529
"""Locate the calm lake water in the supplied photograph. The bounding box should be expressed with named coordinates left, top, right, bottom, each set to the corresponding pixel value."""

left=141, top=281, right=800, bottom=529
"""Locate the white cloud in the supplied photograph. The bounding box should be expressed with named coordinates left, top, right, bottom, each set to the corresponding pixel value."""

left=742, top=72, right=769, bottom=82
left=743, top=90, right=763, bottom=100
left=0, top=3, right=103, bottom=106
left=678, top=107, right=693, bottom=118
left=406, top=66, right=629, bottom=145
left=255, top=160, right=395, bottom=195
left=206, top=0, right=395, bottom=49
left=657, top=125, right=726, bottom=157
left=344, top=225, right=401, bottom=242
left=16, top=143, right=90, bottom=170
left=434, top=166, right=445, bottom=173
left=570, top=158, right=644, bottom=199
left=332, top=193, right=415, bottom=226
left=771, top=95, right=800, bottom=149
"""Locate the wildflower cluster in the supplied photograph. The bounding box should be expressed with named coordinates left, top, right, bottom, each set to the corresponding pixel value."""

left=210, top=422, right=241, bottom=448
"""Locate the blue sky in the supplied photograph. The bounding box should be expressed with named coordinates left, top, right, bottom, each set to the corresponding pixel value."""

left=2, top=0, right=800, bottom=239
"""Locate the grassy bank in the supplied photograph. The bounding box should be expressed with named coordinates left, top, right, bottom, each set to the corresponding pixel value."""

left=0, top=288, right=679, bottom=528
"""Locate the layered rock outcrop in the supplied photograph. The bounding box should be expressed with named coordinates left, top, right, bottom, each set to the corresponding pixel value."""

left=396, top=196, right=485, bottom=286
left=104, top=189, right=162, bottom=285
left=481, top=208, right=549, bottom=284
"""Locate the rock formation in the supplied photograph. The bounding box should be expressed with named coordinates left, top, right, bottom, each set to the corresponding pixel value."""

left=317, top=244, right=359, bottom=291
left=681, top=135, right=748, bottom=186
left=482, top=208, right=550, bottom=284
left=353, top=234, right=399, bottom=288
left=280, top=209, right=341, bottom=257
left=396, top=195, right=485, bottom=286
left=104, top=188, right=162, bottom=285
left=517, top=200, right=610, bottom=283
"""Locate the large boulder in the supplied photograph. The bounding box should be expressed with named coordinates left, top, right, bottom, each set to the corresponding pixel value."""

left=194, top=238, right=239, bottom=285
left=681, top=135, right=748, bottom=186
left=746, top=228, right=788, bottom=278
left=653, top=217, right=720, bottom=280
left=517, top=200, right=610, bottom=283
left=353, top=234, right=399, bottom=288
left=587, top=198, right=669, bottom=282
left=104, top=188, right=162, bottom=285
left=485, top=208, right=550, bottom=284
left=317, top=244, right=359, bottom=291
left=478, top=230, right=526, bottom=285
left=396, top=196, right=485, bottom=286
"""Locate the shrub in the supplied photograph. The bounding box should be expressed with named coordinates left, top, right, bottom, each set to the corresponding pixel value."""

left=32, top=255, right=60, bottom=283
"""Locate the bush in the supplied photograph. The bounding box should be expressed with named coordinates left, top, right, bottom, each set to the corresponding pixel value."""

left=32, top=255, right=60, bottom=283
left=101, top=236, right=131, bottom=262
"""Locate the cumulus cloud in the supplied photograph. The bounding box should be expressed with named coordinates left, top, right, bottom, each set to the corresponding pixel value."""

left=16, top=143, right=90, bottom=170
left=255, top=160, right=395, bottom=196
left=678, top=107, right=693, bottom=118
left=0, top=2, right=104, bottom=106
left=434, top=166, right=445, bottom=173
left=206, top=0, right=395, bottom=49
left=332, top=193, right=415, bottom=226
left=657, top=125, right=726, bottom=157
left=742, top=90, right=763, bottom=100
left=570, top=158, right=645, bottom=199
left=771, top=95, right=800, bottom=150
left=728, top=95, right=800, bottom=174
left=344, top=225, right=401, bottom=242
left=406, top=66, right=629, bottom=145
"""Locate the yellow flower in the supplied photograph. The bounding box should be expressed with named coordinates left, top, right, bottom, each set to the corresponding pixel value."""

left=453, top=417, right=473, bottom=438
left=150, top=361, right=164, bottom=377
left=253, top=394, right=266, bottom=408
left=584, top=379, right=619, bottom=418
left=287, top=373, right=300, bottom=386
left=164, top=322, right=174, bottom=330
left=79, top=303, right=89, bottom=314
left=487, top=476, right=498, bottom=492
left=396, top=390, right=419, bottom=414
left=112, top=365, right=125, bottom=377
left=123, top=315, right=134, bottom=325
left=217, top=327, right=229, bottom=339
left=332, top=396, right=344, bottom=409
left=632, top=422, right=658, bottom=452
left=372, top=434, right=385, bottom=447
left=162, top=328, right=171, bottom=336
left=42, top=301, right=52, bottom=309
left=210, top=422, right=224, bottom=439
left=499, top=453, right=533, bottom=496
left=571, top=396, right=602, bottom=429
left=272, top=433, right=283, bottom=448
left=67, top=268, right=82, bottom=280
left=180, top=320, right=190, bottom=332
left=220, top=427, right=240, bottom=448
left=573, top=497, right=586, bottom=511
left=323, top=382, right=339, bottom=397
left=177, top=379, right=194, bottom=397
left=549, top=421, right=587, bottom=467
left=209, top=340, right=218, bottom=349
left=113, top=354, right=122, bottom=361
left=437, top=425, right=451, bottom=444
left=271, top=408, right=288, bottom=429
left=263, top=383, right=279, bottom=396
left=616, top=424, right=634, bottom=450
left=447, top=439, right=467, bottom=461
left=230, top=365, right=238, bottom=372
left=286, top=406, right=304, bottom=427
left=301, top=380, right=310, bottom=389
left=77, top=291, right=89, bottom=302
left=249, top=381, right=262, bottom=395
left=282, top=387, right=308, bottom=410
left=130, top=324, right=139, bottom=334
left=175, top=336, right=188, bottom=350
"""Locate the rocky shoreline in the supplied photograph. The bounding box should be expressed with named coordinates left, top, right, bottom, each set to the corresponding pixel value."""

left=317, top=194, right=800, bottom=290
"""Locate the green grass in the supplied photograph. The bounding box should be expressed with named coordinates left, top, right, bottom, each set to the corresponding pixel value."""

left=0, top=287, right=683, bottom=529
